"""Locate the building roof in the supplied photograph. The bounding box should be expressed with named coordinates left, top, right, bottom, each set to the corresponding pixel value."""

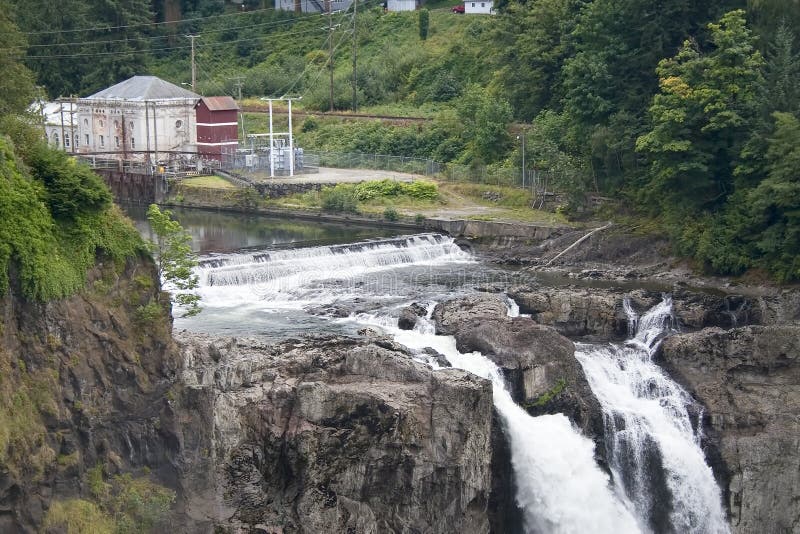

left=86, top=75, right=199, bottom=101
left=198, top=96, right=240, bottom=111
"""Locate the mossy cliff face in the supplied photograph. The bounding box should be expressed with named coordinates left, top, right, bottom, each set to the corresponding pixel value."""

left=0, top=257, right=181, bottom=532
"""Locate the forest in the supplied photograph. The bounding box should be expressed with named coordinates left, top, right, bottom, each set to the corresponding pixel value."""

left=1, top=0, right=799, bottom=281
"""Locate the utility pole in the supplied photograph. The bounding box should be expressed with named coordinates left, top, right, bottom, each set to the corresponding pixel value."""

left=187, top=35, right=197, bottom=92
left=521, top=131, right=525, bottom=189
left=327, top=2, right=334, bottom=112
left=229, top=76, right=245, bottom=100
left=352, top=0, right=357, bottom=112
left=69, top=97, right=76, bottom=154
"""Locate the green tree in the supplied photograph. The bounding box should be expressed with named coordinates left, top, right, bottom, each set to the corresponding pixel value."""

left=453, top=85, right=512, bottom=164
left=27, top=143, right=112, bottom=220
left=636, top=10, right=764, bottom=215
left=762, top=24, right=800, bottom=114
left=11, top=0, right=153, bottom=97
left=492, top=0, right=582, bottom=121
left=0, top=1, right=36, bottom=114
left=146, top=204, right=201, bottom=317
left=418, top=9, right=429, bottom=41
left=745, top=112, right=800, bottom=280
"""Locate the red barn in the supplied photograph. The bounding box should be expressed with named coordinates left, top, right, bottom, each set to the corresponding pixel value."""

left=195, top=96, right=239, bottom=161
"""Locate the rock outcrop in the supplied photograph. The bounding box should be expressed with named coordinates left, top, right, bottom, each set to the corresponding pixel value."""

left=660, top=325, right=800, bottom=534
left=0, top=258, right=181, bottom=532
left=176, top=333, right=495, bottom=533
left=507, top=285, right=778, bottom=340
left=432, top=294, right=605, bottom=443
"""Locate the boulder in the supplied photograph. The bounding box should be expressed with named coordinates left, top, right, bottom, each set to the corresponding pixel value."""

left=660, top=325, right=800, bottom=534
left=432, top=295, right=605, bottom=442
left=176, top=333, right=494, bottom=533
left=507, top=287, right=634, bottom=339
left=431, top=294, right=509, bottom=336
left=397, top=302, right=428, bottom=330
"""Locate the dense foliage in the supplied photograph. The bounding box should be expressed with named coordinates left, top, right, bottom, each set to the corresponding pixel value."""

left=0, top=137, right=144, bottom=301
left=3, top=0, right=799, bottom=280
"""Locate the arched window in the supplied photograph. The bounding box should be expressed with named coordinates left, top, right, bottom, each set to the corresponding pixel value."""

left=84, top=118, right=88, bottom=126
left=53, top=133, right=59, bottom=146
left=64, top=133, right=70, bottom=148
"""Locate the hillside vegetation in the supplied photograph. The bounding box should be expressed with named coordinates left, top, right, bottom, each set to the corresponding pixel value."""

left=3, top=0, right=800, bottom=280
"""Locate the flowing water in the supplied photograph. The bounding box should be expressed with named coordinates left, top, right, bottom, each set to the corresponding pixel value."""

left=575, top=298, right=730, bottom=534
left=126, top=207, right=730, bottom=533
left=357, top=311, right=642, bottom=534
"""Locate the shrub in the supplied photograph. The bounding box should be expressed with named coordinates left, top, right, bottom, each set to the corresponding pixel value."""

left=26, top=143, right=112, bottom=220
left=43, top=499, right=115, bottom=534
left=384, top=207, right=399, bottom=221
left=321, top=184, right=359, bottom=213
left=418, top=9, right=429, bottom=41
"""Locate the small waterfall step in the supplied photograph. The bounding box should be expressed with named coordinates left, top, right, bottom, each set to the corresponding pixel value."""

left=196, top=233, right=472, bottom=288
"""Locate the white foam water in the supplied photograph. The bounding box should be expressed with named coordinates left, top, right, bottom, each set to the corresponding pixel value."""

left=192, top=234, right=474, bottom=310
left=575, top=296, right=729, bottom=533
left=355, top=311, right=642, bottom=534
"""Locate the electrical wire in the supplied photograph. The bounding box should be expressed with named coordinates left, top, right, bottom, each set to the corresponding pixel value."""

left=22, top=6, right=281, bottom=36
left=24, top=26, right=327, bottom=59
left=8, top=13, right=326, bottom=51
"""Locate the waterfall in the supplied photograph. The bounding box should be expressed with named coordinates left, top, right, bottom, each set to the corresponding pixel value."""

left=196, top=234, right=471, bottom=288
left=191, top=234, right=474, bottom=310
left=357, top=312, right=642, bottom=534
left=575, top=297, right=729, bottom=534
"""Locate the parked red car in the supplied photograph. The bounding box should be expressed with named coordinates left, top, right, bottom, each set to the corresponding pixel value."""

left=451, top=4, right=465, bottom=13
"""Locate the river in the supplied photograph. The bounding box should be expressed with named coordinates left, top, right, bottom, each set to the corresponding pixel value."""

left=125, top=205, right=729, bottom=534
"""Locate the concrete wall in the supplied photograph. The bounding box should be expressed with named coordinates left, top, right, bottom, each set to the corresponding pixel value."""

left=251, top=182, right=322, bottom=198
left=96, top=169, right=168, bottom=204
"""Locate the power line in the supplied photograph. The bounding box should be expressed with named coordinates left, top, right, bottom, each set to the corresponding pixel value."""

left=9, top=15, right=316, bottom=51
left=23, top=27, right=325, bottom=59
left=21, top=6, right=281, bottom=36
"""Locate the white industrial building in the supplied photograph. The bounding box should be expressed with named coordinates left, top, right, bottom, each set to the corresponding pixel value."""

left=386, top=0, right=417, bottom=10
left=68, top=76, right=200, bottom=164
left=465, top=0, right=493, bottom=13
left=34, top=101, right=78, bottom=151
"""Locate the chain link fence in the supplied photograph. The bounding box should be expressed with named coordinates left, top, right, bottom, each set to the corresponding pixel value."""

left=307, top=152, right=443, bottom=176
left=305, top=151, right=549, bottom=194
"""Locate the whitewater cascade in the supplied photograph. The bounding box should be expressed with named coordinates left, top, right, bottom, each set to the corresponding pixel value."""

left=192, top=234, right=473, bottom=309
left=575, top=297, right=729, bottom=533
left=197, top=233, right=471, bottom=287
left=358, top=310, right=641, bottom=534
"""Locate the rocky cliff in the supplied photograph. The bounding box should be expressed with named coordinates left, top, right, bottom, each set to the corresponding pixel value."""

left=660, top=325, right=800, bottom=534
left=431, top=294, right=606, bottom=450
left=0, top=257, right=181, bottom=532
left=175, top=332, right=495, bottom=533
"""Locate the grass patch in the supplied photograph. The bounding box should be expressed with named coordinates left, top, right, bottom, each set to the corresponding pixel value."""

left=525, top=379, right=567, bottom=409
left=179, top=175, right=237, bottom=189
left=44, top=499, right=115, bottom=534
left=0, top=352, right=59, bottom=481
